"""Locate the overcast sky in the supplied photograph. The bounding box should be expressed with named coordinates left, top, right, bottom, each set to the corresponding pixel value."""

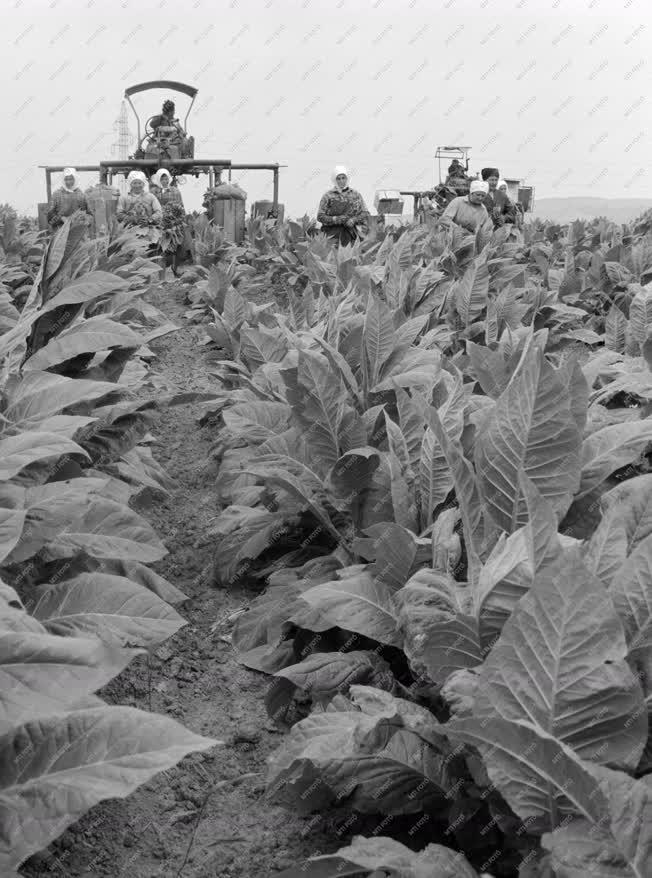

left=3, top=0, right=651, bottom=218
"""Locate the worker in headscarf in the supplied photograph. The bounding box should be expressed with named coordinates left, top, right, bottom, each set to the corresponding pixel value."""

left=46, top=167, right=89, bottom=229
left=151, top=169, right=190, bottom=275
left=442, top=179, right=494, bottom=251
left=317, top=165, right=370, bottom=246
left=150, top=169, right=183, bottom=207
left=497, top=179, right=508, bottom=194
left=116, top=171, right=162, bottom=239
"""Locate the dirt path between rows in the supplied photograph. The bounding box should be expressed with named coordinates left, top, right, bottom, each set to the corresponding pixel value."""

left=23, top=279, right=344, bottom=878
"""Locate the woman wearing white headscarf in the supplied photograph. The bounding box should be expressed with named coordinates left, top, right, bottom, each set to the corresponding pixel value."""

left=442, top=180, right=494, bottom=251
left=150, top=170, right=190, bottom=274
left=46, top=167, right=89, bottom=229
left=317, top=165, right=369, bottom=246
left=116, top=171, right=162, bottom=238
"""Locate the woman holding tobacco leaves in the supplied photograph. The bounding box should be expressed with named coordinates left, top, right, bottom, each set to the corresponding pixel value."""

left=317, top=165, right=370, bottom=246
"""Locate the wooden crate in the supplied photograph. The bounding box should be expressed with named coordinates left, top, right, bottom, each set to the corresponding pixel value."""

left=37, top=203, right=49, bottom=231
left=211, top=199, right=246, bottom=244
left=252, top=200, right=285, bottom=222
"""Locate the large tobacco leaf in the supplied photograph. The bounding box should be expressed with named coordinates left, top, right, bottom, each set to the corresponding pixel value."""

left=298, top=566, right=402, bottom=647
left=0, top=617, right=141, bottom=733
left=32, top=573, right=186, bottom=647
left=475, top=547, right=647, bottom=770
left=0, top=706, right=219, bottom=872
left=476, top=340, right=583, bottom=532
left=282, top=349, right=347, bottom=472
left=0, top=431, right=90, bottom=481
left=267, top=685, right=461, bottom=816
left=22, top=316, right=142, bottom=372
left=286, top=835, right=480, bottom=878
left=38, top=497, right=167, bottom=564
left=2, top=371, right=117, bottom=430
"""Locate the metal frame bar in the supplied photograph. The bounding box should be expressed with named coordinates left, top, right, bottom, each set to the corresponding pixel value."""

left=124, top=93, right=141, bottom=148
left=41, top=162, right=285, bottom=212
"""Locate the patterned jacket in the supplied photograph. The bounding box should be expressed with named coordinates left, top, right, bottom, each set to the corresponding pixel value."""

left=483, top=190, right=516, bottom=227
left=116, top=192, right=163, bottom=225
left=317, top=186, right=369, bottom=229
left=47, top=187, right=88, bottom=226
left=150, top=185, right=184, bottom=209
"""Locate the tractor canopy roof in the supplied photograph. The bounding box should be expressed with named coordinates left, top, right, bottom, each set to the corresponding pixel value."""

left=124, top=81, right=198, bottom=99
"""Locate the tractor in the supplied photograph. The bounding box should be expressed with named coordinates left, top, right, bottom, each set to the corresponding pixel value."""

left=391, top=145, right=535, bottom=224
left=38, top=80, right=285, bottom=240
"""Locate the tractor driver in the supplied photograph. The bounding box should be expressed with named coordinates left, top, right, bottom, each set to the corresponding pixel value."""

left=150, top=100, right=184, bottom=138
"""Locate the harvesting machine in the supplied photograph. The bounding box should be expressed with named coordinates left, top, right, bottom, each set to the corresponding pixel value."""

left=38, top=80, right=285, bottom=239
left=376, top=145, right=535, bottom=224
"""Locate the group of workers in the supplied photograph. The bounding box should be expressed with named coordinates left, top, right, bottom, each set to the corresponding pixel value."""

left=47, top=93, right=520, bottom=261
left=315, top=163, right=523, bottom=250
left=46, top=165, right=190, bottom=272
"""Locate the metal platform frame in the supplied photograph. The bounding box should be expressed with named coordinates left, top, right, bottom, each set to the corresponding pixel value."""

left=40, top=162, right=284, bottom=211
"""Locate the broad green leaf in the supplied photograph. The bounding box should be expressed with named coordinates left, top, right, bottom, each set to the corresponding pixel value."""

left=233, top=583, right=323, bottom=673
left=610, top=533, right=652, bottom=666
left=605, top=304, right=629, bottom=354
left=476, top=343, right=582, bottom=532
left=372, top=523, right=418, bottom=591
left=267, top=686, right=458, bottom=816
left=373, top=346, right=440, bottom=392
left=39, top=497, right=167, bottom=564
left=2, top=478, right=109, bottom=564
left=39, top=271, right=129, bottom=314
left=23, top=317, right=142, bottom=372
left=211, top=505, right=298, bottom=587
left=585, top=503, right=629, bottom=589
left=579, top=421, right=652, bottom=497
left=363, top=295, right=395, bottom=389
left=601, top=474, right=652, bottom=553
left=330, top=448, right=381, bottom=499
left=418, top=378, right=465, bottom=528
left=454, top=250, right=489, bottom=327
left=446, top=717, right=607, bottom=833
left=412, top=393, right=484, bottom=586
left=239, top=324, right=288, bottom=369
left=0, top=431, right=89, bottom=481
left=0, top=507, right=25, bottom=564
left=629, top=283, right=652, bottom=346
left=3, top=372, right=118, bottom=427
left=477, top=548, right=647, bottom=769
left=0, top=629, right=140, bottom=733
left=396, top=568, right=483, bottom=683
left=519, top=469, right=562, bottom=574
left=542, top=770, right=652, bottom=878
left=283, top=350, right=345, bottom=472
left=32, top=574, right=186, bottom=647
left=395, top=388, right=425, bottom=474
left=300, top=568, right=401, bottom=646
left=96, top=558, right=188, bottom=606
left=385, top=449, right=417, bottom=530
left=273, top=651, right=393, bottom=705
left=313, top=334, right=364, bottom=412
left=0, top=706, right=219, bottom=872
left=222, top=286, right=247, bottom=329
left=315, top=836, right=480, bottom=878
left=222, top=401, right=291, bottom=443
left=466, top=339, right=524, bottom=399
left=245, top=465, right=342, bottom=543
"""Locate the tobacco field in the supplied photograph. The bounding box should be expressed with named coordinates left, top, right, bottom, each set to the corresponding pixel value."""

left=2, top=203, right=652, bottom=877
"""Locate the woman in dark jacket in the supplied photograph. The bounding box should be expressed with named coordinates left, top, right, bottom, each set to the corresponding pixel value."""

left=317, top=165, right=369, bottom=246
left=481, top=167, right=516, bottom=228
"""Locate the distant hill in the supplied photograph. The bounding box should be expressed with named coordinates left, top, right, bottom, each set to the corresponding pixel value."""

left=533, top=197, right=652, bottom=225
